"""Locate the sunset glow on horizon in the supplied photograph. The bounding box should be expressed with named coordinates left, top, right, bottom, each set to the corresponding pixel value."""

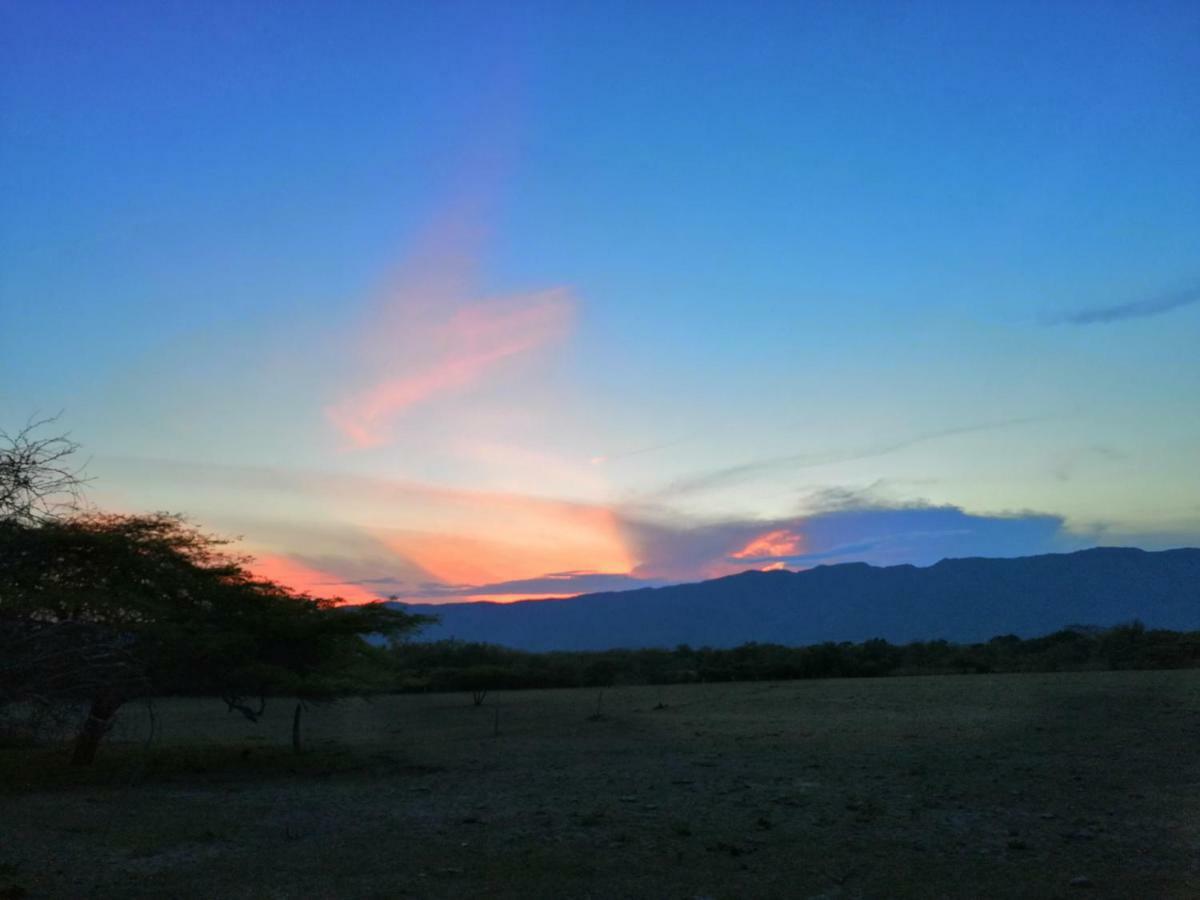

left=249, top=553, right=383, bottom=606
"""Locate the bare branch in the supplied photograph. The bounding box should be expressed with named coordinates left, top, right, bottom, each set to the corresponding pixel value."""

left=0, top=413, right=92, bottom=524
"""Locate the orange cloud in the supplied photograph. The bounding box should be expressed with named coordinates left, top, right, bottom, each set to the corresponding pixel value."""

left=250, top=553, right=382, bottom=605
left=731, top=528, right=806, bottom=560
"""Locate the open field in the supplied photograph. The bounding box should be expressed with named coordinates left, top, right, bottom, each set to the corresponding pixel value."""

left=3, top=671, right=1199, bottom=899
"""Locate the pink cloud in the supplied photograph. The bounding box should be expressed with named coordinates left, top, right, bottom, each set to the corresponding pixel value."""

left=323, top=186, right=575, bottom=452
left=327, top=288, right=573, bottom=448
left=250, top=553, right=383, bottom=605
left=731, top=528, right=806, bottom=560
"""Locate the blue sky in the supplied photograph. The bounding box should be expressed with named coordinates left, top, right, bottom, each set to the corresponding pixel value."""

left=3, top=1, right=1198, bottom=601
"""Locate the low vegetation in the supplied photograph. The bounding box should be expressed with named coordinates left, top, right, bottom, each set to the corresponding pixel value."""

left=388, top=623, right=1200, bottom=696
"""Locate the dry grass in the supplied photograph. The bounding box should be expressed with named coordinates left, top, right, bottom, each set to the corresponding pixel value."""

left=3, top=670, right=1199, bottom=898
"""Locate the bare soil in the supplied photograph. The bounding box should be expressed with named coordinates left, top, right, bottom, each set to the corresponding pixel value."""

left=3, top=670, right=1199, bottom=899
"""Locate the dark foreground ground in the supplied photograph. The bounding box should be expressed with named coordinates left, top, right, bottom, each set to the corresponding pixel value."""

left=3, top=671, right=1198, bottom=899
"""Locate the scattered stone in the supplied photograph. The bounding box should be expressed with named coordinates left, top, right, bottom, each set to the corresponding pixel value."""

left=706, top=841, right=751, bottom=857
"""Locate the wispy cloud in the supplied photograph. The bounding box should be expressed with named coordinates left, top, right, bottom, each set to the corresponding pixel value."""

left=321, top=134, right=575, bottom=450
left=589, top=433, right=697, bottom=466
left=659, top=416, right=1047, bottom=499
left=1058, top=284, right=1200, bottom=325
left=327, top=288, right=573, bottom=448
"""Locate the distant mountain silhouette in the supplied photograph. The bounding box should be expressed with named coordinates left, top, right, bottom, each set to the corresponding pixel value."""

left=395, top=548, right=1200, bottom=651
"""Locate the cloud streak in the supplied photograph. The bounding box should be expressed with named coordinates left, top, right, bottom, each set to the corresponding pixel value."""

left=1058, top=285, right=1200, bottom=325
left=327, top=288, right=573, bottom=448
left=659, top=416, right=1047, bottom=499
left=589, top=433, right=698, bottom=466
left=321, top=136, right=576, bottom=450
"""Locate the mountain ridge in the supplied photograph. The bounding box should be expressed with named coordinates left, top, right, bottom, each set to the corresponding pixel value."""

left=392, top=547, right=1200, bottom=651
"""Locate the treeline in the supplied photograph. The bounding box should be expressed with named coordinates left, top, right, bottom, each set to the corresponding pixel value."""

left=387, top=622, right=1200, bottom=694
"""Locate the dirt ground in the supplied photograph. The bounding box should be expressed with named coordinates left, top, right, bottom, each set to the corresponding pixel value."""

left=3, top=670, right=1199, bottom=899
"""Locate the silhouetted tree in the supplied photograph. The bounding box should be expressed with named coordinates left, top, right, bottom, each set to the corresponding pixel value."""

left=0, top=512, right=429, bottom=764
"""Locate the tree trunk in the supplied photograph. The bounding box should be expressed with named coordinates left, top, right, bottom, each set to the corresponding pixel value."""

left=71, top=693, right=122, bottom=766
left=291, top=701, right=303, bottom=755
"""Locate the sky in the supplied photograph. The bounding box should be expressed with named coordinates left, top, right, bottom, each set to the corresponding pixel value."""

left=2, top=1, right=1198, bottom=604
